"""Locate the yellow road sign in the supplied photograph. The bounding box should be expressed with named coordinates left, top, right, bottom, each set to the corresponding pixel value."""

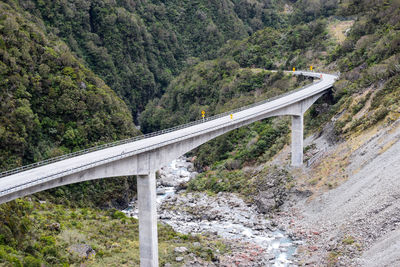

left=310, top=66, right=313, bottom=71
left=293, top=67, right=295, bottom=71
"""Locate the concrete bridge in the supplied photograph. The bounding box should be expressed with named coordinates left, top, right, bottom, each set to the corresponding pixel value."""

left=0, top=71, right=337, bottom=266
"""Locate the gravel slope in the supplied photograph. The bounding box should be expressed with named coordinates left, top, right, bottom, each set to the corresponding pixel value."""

left=361, top=229, right=400, bottom=267
left=277, top=119, right=400, bottom=265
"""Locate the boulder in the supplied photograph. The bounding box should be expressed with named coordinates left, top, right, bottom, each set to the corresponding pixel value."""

left=255, top=191, right=276, bottom=213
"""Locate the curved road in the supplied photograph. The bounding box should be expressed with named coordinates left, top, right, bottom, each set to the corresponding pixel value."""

left=0, top=71, right=337, bottom=204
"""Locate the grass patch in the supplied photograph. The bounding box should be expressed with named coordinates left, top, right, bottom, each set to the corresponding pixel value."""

left=342, top=236, right=355, bottom=245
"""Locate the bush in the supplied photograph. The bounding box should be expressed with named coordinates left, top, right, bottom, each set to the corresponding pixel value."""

left=111, top=210, right=127, bottom=220
left=23, top=256, right=41, bottom=267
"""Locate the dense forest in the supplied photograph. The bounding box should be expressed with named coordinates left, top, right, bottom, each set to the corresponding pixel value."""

left=0, top=1, right=143, bottom=211
left=0, top=2, right=139, bottom=171
left=11, top=0, right=293, bottom=119
left=1, top=0, right=400, bottom=265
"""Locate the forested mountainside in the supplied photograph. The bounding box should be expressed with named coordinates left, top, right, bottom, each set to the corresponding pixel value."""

left=0, top=2, right=138, bottom=171
left=10, top=0, right=295, bottom=119
left=218, top=19, right=328, bottom=69
left=0, top=1, right=142, bottom=209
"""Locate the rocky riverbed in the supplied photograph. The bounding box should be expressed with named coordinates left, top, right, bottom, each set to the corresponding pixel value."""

left=123, top=157, right=300, bottom=266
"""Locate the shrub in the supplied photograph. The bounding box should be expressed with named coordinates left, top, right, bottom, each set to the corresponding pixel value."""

left=111, top=210, right=127, bottom=220
left=23, top=256, right=41, bottom=267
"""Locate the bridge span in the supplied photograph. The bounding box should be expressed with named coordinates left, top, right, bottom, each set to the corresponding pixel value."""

left=0, top=71, right=337, bottom=266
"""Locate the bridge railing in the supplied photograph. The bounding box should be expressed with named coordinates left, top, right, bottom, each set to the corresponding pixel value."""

left=0, top=72, right=325, bottom=178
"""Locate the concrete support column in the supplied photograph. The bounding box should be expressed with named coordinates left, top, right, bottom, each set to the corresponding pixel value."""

left=137, top=172, right=158, bottom=267
left=291, top=115, right=304, bottom=166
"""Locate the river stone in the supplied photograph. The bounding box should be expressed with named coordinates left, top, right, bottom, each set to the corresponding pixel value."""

left=174, top=246, right=188, bottom=253
left=176, top=256, right=184, bottom=262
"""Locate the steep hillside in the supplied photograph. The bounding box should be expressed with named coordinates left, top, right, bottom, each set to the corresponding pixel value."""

left=0, top=1, right=139, bottom=170
left=0, top=1, right=142, bottom=208
left=13, top=0, right=290, bottom=118
left=292, top=119, right=400, bottom=266
left=0, top=3, right=142, bottom=265
left=275, top=0, right=400, bottom=264
left=328, top=0, right=400, bottom=136
left=218, top=19, right=329, bottom=69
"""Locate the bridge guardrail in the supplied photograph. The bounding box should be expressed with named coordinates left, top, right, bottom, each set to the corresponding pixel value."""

left=0, top=71, right=325, bottom=178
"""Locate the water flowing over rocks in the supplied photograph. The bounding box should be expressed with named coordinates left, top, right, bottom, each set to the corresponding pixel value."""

left=161, top=192, right=272, bottom=238
left=123, top=157, right=299, bottom=266
left=157, top=159, right=197, bottom=188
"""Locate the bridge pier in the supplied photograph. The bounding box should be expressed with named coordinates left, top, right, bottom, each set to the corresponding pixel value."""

left=291, top=115, right=304, bottom=166
left=137, top=173, right=158, bottom=267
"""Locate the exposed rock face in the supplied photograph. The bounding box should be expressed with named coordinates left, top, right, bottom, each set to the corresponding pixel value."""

left=323, top=121, right=341, bottom=145
left=254, top=167, right=290, bottom=213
